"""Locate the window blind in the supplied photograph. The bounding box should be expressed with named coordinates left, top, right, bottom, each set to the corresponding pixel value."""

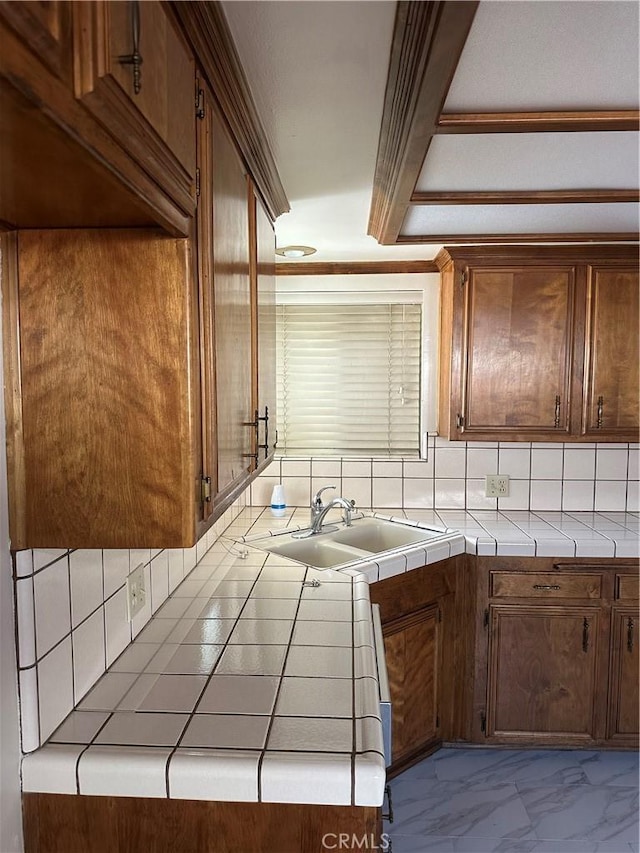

left=276, top=302, right=422, bottom=455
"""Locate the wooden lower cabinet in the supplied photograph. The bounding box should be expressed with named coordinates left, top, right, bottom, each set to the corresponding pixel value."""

left=487, top=605, right=600, bottom=742
left=369, top=556, right=469, bottom=776
left=608, top=606, right=640, bottom=742
left=22, top=793, right=381, bottom=853
left=474, top=557, right=639, bottom=748
left=384, top=603, right=440, bottom=767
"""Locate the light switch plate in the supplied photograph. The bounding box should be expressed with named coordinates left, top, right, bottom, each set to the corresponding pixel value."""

left=126, top=563, right=146, bottom=621
left=485, top=474, right=510, bottom=498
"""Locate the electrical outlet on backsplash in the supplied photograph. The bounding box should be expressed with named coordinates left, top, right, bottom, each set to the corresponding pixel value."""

left=13, top=493, right=250, bottom=753
left=250, top=439, right=639, bottom=514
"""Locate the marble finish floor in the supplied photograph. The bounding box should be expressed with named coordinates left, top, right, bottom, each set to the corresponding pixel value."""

left=385, top=748, right=639, bottom=853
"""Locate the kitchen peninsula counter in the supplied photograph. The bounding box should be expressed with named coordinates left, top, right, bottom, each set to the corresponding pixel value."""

left=21, top=507, right=638, bottom=805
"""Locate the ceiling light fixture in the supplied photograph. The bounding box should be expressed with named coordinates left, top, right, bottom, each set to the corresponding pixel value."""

left=275, top=245, right=317, bottom=258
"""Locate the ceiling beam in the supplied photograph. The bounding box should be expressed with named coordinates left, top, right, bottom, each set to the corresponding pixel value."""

left=275, top=260, right=439, bottom=276
left=437, top=110, right=640, bottom=134
left=397, top=232, right=640, bottom=245
left=367, top=1, right=479, bottom=246
left=410, top=190, right=640, bottom=205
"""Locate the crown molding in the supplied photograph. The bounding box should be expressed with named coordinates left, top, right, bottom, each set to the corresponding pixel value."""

left=275, top=260, right=439, bottom=276
left=172, top=1, right=289, bottom=221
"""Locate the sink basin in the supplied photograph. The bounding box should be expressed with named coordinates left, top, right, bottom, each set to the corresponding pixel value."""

left=265, top=537, right=363, bottom=568
left=247, top=516, right=451, bottom=570
left=330, top=517, right=443, bottom=552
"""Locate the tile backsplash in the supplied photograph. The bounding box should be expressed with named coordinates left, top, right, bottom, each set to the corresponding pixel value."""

left=12, top=436, right=638, bottom=758
left=250, top=438, right=639, bottom=513
left=13, top=495, right=247, bottom=753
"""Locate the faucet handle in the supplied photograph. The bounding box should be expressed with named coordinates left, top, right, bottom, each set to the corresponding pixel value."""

left=312, top=484, right=336, bottom=509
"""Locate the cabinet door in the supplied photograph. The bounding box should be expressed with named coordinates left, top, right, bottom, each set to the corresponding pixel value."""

left=73, top=0, right=196, bottom=215
left=11, top=229, right=198, bottom=549
left=210, top=109, right=253, bottom=501
left=249, top=187, right=277, bottom=465
left=487, top=605, right=599, bottom=742
left=0, top=0, right=72, bottom=82
left=607, top=607, right=639, bottom=743
left=384, top=604, right=439, bottom=769
left=461, top=267, right=576, bottom=438
left=582, top=266, right=639, bottom=438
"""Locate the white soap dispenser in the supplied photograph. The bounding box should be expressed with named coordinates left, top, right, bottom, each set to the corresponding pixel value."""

left=270, top=484, right=286, bottom=517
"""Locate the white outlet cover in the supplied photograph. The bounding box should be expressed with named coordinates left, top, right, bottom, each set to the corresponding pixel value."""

left=485, top=474, right=510, bottom=498
left=126, top=563, right=146, bottom=621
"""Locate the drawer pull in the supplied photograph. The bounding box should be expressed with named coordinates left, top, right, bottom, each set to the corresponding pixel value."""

left=533, top=584, right=561, bottom=591
left=628, top=618, right=634, bottom=652
left=582, top=618, right=590, bottom=653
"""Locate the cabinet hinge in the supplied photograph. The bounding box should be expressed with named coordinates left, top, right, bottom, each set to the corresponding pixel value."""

left=460, top=269, right=468, bottom=287
left=483, top=609, right=489, bottom=629
left=195, top=167, right=201, bottom=199
left=456, top=413, right=465, bottom=429
left=480, top=711, right=486, bottom=733
left=200, top=475, right=212, bottom=503
left=195, top=86, right=205, bottom=120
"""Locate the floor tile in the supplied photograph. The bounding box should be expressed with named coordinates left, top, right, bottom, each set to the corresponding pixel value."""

left=390, top=778, right=534, bottom=839
left=518, top=783, right=639, bottom=844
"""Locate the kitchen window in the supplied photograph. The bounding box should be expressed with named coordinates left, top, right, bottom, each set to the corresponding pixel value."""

left=275, top=279, right=439, bottom=457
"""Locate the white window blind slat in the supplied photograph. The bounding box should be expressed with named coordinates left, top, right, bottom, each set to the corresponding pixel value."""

left=276, top=303, right=422, bottom=455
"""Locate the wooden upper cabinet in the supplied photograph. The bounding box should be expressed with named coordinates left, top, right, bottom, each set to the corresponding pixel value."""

left=463, top=266, right=575, bottom=436
left=72, top=0, right=196, bottom=216
left=209, top=107, right=253, bottom=502
left=438, top=246, right=640, bottom=442
left=249, top=185, right=277, bottom=466
left=5, top=229, right=200, bottom=549
left=0, top=0, right=72, bottom=83
left=582, top=265, right=639, bottom=438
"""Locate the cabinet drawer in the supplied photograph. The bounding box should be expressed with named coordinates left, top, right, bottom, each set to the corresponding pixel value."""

left=490, top=572, right=602, bottom=600
left=616, top=575, right=639, bottom=601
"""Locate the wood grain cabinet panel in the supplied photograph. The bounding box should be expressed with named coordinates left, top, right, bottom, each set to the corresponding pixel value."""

left=249, top=184, right=277, bottom=465
left=73, top=0, right=196, bottom=216
left=607, top=607, right=640, bottom=743
left=369, top=558, right=466, bottom=776
left=7, top=229, right=200, bottom=549
left=463, top=267, right=575, bottom=435
left=582, top=265, right=640, bottom=437
left=437, top=246, right=639, bottom=442
left=384, top=605, right=439, bottom=767
left=487, top=605, right=600, bottom=742
left=0, top=0, right=72, bottom=82
left=209, top=107, right=253, bottom=501
left=474, top=558, right=639, bottom=749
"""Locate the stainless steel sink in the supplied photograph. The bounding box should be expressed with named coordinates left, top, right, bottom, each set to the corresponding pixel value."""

left=247, top=516, right=451, bottom=570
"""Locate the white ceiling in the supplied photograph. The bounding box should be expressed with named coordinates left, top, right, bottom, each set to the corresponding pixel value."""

left=222, top=0, right=639, bottom=262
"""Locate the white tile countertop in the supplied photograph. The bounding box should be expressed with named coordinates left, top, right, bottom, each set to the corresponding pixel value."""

left=21, top=507, right=638, bottom=806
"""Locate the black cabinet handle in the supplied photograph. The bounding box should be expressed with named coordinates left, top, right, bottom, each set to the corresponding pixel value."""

left=382, top=784, right=394, bottom=823
left=582, top=617, right=590, bottom=653
left=118, top=0, right=143, bottom=95
left=628, top=617, right=634, bottom=653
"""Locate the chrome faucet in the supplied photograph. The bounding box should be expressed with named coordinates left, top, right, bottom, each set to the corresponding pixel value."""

left=311, top=484, right=336, bottom=524
left=309, top=496, right=355, bottom=534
